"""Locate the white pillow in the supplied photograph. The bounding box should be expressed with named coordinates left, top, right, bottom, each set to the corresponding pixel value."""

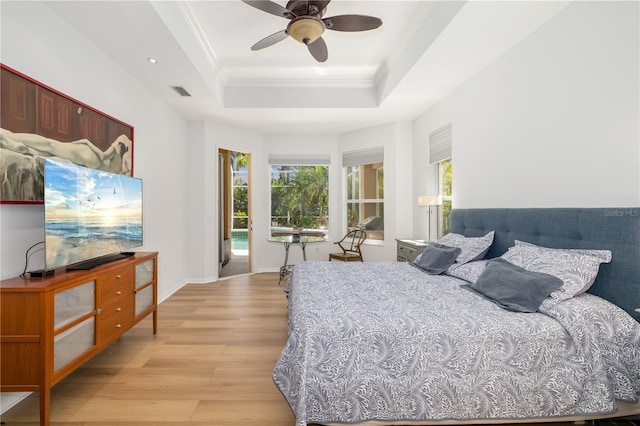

left=446, top=259, right=489, bottom=283
left=435, top=231, right=495, bottom=265
left=513, top=240, right=612, bottom=262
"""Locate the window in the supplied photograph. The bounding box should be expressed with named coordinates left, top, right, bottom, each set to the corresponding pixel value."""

left=269, top=155, right=329, bottom=237
left=343, top=148, right=384, bottom=241
left=430, top=123, right=452, bottom=238
left=438, top=158, right=452, bottom=236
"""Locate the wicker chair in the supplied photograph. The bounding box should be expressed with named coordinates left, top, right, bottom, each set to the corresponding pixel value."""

left=329, top=229, right=367, bottom=262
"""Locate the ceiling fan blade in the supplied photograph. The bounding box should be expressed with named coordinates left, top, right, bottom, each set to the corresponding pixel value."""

left=323, top=15, right=382, bottom=32
left=241, top=0, right=293, bottom=18
left=251, top=30, right=289, bottom=51
left=308, top=0, right=331, bottom=14
left=308, top=36, right=328, bottom=62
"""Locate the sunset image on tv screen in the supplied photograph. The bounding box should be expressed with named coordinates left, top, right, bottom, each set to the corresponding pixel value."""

left=44, top=159, right=142, bottom=270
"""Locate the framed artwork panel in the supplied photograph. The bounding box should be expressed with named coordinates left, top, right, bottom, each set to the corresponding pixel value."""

left=1, top=64, right=134, bottom=204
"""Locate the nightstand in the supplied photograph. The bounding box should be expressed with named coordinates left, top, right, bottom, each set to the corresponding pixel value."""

left=396, top=239, right=431, bottom=262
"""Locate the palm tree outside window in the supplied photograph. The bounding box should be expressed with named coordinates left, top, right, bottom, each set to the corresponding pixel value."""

left=269, top=160, right=329, bottom=237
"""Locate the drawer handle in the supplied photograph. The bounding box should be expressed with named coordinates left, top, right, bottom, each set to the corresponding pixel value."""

left=116, top=274, right=122, bottom=279
left=116, top=290, right=122, bottom=295
left=115, top=324, right=122, bottom=328
left=116, top=307, right=122, bottom=312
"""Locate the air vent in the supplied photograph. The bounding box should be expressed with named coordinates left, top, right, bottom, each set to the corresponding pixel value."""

left=170, top=86, right=192, bottom=97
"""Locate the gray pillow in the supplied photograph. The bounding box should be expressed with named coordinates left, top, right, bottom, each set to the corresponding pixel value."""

left=411, top=243, right=461, bottom=275
left=501, top=243, right=611, bottom=305
left=461, top=258, right=563, bottom=313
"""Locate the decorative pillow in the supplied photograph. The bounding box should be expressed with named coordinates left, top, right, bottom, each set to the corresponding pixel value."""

left=435, top=231, right=495, bottom=265
left=446, top=259, right=490, bottom=283
left=514, top=240, right=612, bottom=262
left=411, top=243, right=462, bottom=275
left=500, top=244, right=612, bottom=304
left=461, top=258, right=563, bottom=313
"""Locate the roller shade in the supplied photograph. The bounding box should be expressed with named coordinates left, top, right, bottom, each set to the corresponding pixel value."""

left=429, top=123, right=452, bottom=164
left=342, top=147, right=384, bottom=167
left=268, top=154, right=330, bottom=165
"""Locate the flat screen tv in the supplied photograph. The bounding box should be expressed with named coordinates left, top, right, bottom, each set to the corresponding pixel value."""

left=44, top=158, right=143, bottom=271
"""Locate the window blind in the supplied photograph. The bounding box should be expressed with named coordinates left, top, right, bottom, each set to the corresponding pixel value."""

left=429, top=122, right=452, bottom=164
left=342, top=147, right=384, bottom=167
left=268, top=154, right=330, bottom=166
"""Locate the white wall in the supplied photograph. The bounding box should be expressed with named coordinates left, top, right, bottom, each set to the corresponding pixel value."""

left=413, top=0, right=639, bottom=227
left=184, top=121, right=211, bottom=283
left=0, top=1, right=190, bottom=301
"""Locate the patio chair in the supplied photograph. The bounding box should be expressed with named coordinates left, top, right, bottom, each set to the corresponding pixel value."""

left=329, top=229, right=367, bottom=262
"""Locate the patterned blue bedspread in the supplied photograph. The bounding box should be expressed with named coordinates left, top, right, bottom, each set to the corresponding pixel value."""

left=273, top=261, right=640, bottom=426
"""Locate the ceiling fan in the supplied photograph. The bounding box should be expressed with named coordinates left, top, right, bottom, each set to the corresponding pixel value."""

left=241, top=0, right=382, bottom=62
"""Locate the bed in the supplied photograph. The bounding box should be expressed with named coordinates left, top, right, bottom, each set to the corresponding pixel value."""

left=273, top=208, right=640, bottom=426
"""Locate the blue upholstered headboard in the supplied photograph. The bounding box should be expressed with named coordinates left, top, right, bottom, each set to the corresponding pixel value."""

left=450, top=208, right=640, bottom=321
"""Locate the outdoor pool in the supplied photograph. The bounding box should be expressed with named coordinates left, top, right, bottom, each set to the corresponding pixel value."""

left=231, top=230, right=248, bottom=250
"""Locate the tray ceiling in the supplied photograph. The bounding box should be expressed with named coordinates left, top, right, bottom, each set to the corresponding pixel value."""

left=43, top=0, right=570, bottom=134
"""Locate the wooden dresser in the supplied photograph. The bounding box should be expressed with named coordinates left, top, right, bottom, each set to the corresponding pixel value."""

left=0, top=251, right=158, bottom=426
left=396, top=239, right=430, bottom=262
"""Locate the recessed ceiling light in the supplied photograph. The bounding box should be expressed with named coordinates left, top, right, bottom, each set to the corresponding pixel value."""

left=147, top=57, right=158, bottom=64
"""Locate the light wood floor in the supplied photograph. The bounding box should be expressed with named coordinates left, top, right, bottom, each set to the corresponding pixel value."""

left=2, top=272, right=637, bottom=426
left=2, top=273, right=294, bottom=425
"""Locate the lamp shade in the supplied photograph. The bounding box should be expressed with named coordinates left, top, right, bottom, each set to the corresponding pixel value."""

left=288, top=17, right=325, bottom=45
left=418, top=195, right=440, bottom=206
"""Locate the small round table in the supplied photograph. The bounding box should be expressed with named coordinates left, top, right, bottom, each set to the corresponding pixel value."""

left=268, top=235, right=326, bottom=284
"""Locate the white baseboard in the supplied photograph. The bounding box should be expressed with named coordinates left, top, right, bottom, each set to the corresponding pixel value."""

left=1, top=392, right=31, bottom=415
left=158, top=279, right=189, bottom=303
left=256, top=267, right=279, bottom=274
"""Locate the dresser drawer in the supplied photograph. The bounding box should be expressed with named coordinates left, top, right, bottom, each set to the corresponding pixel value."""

left=396, top=240, right=429, bottom=262
left=100, top=265, right=134, bottom=286
left=101, top=296, right=134, bottom=318
left=398, top=243, right=419, bottom=257
left=100, top=267, right=134, bottom=303
left=99, top=297, right=134, bottom=343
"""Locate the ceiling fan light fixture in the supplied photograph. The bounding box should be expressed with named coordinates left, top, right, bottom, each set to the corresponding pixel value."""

left=287, top=17, right=325, bottom=45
